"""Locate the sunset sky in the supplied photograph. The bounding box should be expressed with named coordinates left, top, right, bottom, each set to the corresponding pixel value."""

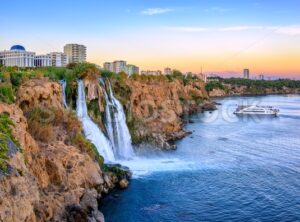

left=1, top=0, right=300, bottom=78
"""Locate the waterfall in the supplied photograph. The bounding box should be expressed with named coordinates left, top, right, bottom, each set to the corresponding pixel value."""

left=60, top=80, right=68, bottom=108
left=104, top=82, right=135, bottom=159
left=76, top=80, right=115, bottom=162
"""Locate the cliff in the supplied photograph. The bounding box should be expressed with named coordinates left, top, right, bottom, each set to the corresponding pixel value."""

left=0, top=78, right=130, bottom=222
left=111, top=77, right=213, bottom=149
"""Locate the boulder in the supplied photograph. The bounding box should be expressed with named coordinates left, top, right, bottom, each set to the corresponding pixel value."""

left=119, top=179, right=129, bottom=189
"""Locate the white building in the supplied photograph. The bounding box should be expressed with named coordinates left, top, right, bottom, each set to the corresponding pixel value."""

left=64, top=44, right=86, bottom=63
left=113, top=60, right=127, bottom=73
left=243, top=69, right=250, bottom=79
left=164, top=67, right=172, bottom=75
left=126, top=64, right=139, bottom=75
left=34, top=55, right=51, bottom=67
left=48, top=52, right=68, bottom=67
left=0, top=45, right=35, bottom=67
left=141, top=70, right=162, bottom=75
left=103, top=62, right=114, bottom=72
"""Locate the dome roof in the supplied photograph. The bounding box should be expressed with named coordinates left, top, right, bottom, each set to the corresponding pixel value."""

left=10, top=45, right=26, bottom=51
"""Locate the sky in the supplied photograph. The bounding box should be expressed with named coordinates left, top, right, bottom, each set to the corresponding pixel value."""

left=1, top=0, right=300, bottom=78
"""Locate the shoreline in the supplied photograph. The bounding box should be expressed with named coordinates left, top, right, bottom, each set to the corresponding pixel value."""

left=210, top=91, right=300, bottom=99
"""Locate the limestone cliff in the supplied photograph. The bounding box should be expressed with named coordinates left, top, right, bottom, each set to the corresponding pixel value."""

left=0, top=79, right=130, bottom=222
left=111, top=77, right=213, bottom=149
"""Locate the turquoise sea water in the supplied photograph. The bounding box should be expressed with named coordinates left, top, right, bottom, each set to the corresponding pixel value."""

left=100, top=95, right=300, bottom=222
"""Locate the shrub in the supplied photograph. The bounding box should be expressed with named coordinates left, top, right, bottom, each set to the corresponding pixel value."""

left=64, top=111, right=82, bottom=136
left=189, top=90, right=204, bottom=104
left=0, top=83, right=14, bottom=104
left=27, top=107, right=55, bottom=142
left=70, top=133, right=104, bottom=167
left=72, top=62, right=100, bottom=79
left=0, top=113, right=19, bottom=172
left=10, top=72, right=23, bottom=86
left=205, top=81, right=224, bottom=92
left=44, top=67, right=68, bottom=81
left=27, top=107, right=104, bottom=167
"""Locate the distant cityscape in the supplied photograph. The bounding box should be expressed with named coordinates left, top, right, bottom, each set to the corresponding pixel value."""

left=0, top=44, right=294, bottom=81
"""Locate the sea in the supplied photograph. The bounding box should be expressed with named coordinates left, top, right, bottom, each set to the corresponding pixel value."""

left=100, top=94, right=300, bottom=222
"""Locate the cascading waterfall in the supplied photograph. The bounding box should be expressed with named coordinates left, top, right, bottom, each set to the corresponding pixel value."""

left=76, top=80, right=115, bottom=162
left=60, top=80, right=68, bottom=108
left=104, top=82, right=135, bottom=159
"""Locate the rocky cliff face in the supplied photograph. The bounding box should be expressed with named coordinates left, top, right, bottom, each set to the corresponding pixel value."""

left=16, top=78, right=63, bottom=113
left=84, top=75, right=105, bottom=112
left=112, top=78, right=212, bottom=149
left=0, top=78, right=129, bottom=222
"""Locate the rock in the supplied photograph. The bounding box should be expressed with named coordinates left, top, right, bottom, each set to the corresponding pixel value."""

left=105, top=164, right=132, bottom=180
left=119, top=179, right=129, bottom=189
left=122, top=78, right=209, bottom=149
left=92, top=210, right=105, bottom=222
left=65, top=205, right=88, bottom=222
left=16, top=78, right=63, bottom=112
left=209, top=88, right=226, bottom=97
left=202, top=102, right=217, bottom=111
left=0, top=79, right=123, bottom=222
left=80, top=189, right=98, bottom=212
left=84, top=78, right=105, bottom=112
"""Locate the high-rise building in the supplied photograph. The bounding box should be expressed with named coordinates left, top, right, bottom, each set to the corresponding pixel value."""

left=103, top=62, right=114, bottom=72
left=164, top=67, right=172, bottom=75
left=243, top=69, right=250, bottom=79
left=63, top=44, right=86, bottom=63
left=126, top=64, right=139, bottom=75
left=0, top=54, right=3, bottom=66
left=34, top=55, right=51, bottom=67
left=259, top=74, right=265, bottom=80
left=113, top=60, right=127, bottom=73
left=0, top=45, right=35, bottom=67
left=48, top=52, right=68, bottom=67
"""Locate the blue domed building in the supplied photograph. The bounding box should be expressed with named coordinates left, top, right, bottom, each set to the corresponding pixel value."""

left=0, top=45, right=35, bottom=67
left=10, top=45, right=26, bottom=51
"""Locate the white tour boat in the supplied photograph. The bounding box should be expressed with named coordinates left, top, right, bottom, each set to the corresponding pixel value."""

left=234, top=105, right=279, bottom=116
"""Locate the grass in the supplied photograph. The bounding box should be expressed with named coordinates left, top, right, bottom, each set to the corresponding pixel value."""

left=0, top=113, right=19, bottom=173
left=0, top=83, right=15, bottom=104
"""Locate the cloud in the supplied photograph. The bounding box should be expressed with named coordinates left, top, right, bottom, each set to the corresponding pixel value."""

left=274, top=26, right=300, bottom=36
left=166, top=25, right=300, bottom=35
left=142, top=8, right=173, bottom=15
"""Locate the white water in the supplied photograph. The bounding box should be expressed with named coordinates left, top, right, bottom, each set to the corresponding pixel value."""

left=76, top=80, right=115, bottom=162
left=104, top=83, right=135, bottom=159
left=60, top=80, right=68, bottom=108
left=118, top=157, right=198, bottom=178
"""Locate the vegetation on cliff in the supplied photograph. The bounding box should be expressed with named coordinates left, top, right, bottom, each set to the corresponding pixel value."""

left=0, top=113, right=19, bottom=172
left=27, top=106, right=104, bottom=167
left=205, top=81, right=225, bottom=92
left=222, top=78, right=300, bottom=89
left=207, top=77, right=300, bottom=96
left=0, top=83, right=14, bottom=104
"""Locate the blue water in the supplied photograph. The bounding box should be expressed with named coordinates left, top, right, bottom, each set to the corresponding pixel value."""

left=100, top=95, right=300, bottom=222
